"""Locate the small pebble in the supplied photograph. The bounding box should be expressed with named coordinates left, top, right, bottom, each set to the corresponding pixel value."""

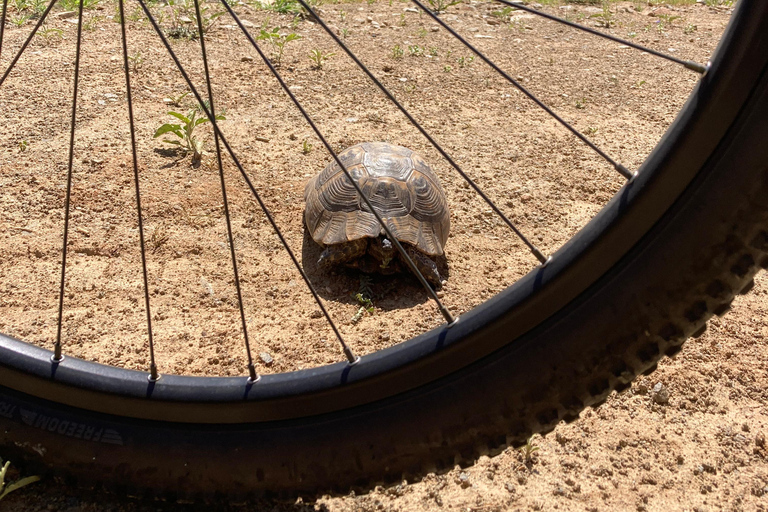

left=652, top=382, right=669, bottom=404
left=259, top=352, right=273, bottom=365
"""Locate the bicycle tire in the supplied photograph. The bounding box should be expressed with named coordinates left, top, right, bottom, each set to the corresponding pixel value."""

left=1, top=0, right=767, bottom=500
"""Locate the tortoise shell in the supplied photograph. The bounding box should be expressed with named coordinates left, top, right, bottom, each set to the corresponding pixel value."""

left=304, top=142, right=450, bottom=256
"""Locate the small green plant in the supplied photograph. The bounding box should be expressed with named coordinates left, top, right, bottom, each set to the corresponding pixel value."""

left=588, top=1, right=613, bottom=28
left=37, top=24, right=63, bottom=43
left=83, top=14, right=103, bottom=30
left=165, top=91, right=190, bottom=107
left=11, top=14, right=31, bottom=26
left=584, top=126, right=598, bottom=136
left=443, top=64, right=452, bottom=72
left=351, top=276, right=374, bottom=324
left=425, top=0, right=461, bottom=14
left=338, top=9, right=346, bottom=21
left=18, top=140, right=28, bottom=152
left=256, top=27, right=302, bottom=68
left=267, top=0, right=301, bottom=14
left=408, top=44, right=423, bottom=56
left=128, top=50, right=144, bottom=75
left=0, top=458, right=40, bottom=501
left=456, top=55, right=474, bottom=68
left=397, top=12, right=406, bottom=26
left=631, top=79, right=647, bottom=89
left=309, top=48, right=335, bottom=69
left=518, top=436, right=540, bottom=463
left=59, top=0, right=100, bottom=10
left=391, top=44, right=404, bottom=59
left=491, top=5, right=515, bottom=21
left=340, top=27, right=349, bottom=38
left=302, top=139, right=313, bottom=154
left=415, top=26, right=427, bottom=37
left=575, top=98, right=586, bottom=109
left=153, top=108, right=226, bottom=163
left=684, top=23, right=697, bottom=34
left=428, top=46, right=438, bottom=56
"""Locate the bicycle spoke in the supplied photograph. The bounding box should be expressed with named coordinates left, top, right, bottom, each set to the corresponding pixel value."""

left=410, top=0, right=635, bottom=181
left=192, top=0, right=259, bottom=382
left=0, top=0, right=57, bottom=89
left=216, top=0, right=457, bottom=325
left=119, top=0, right=158, bottom=381
left=134, top=0, right=362, bottom=364
left=53, top=0, right=86, bottom=362
left=295, top=0, right=548, bottom=265
left=0, top=0, right=8, bottom=61
left=494, top=0, right=708, bottom=74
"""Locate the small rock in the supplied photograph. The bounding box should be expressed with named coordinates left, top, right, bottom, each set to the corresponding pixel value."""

left=702, top=463, right=716, bottom=474
left=430, top=25, right=439, bottom=32
left=310, top=310, right=323, bottom=319
left=486, top=17, right=500, bottom=25
left=458, top=472, right=470, bottom=488
left=555, top=432, right=568, bottom=445
left=259, top=352, right=273, bottom=365
left=553, top=485, right=567, bottom=497
left=380, top=332, right=390, bottom=341
left=54, top=10, right=77, bottom=18
left=241, top=56, right=254, bottom=62
left=346, top=117, right=358, bottom=123
left=756, top=432, right=765, bottom=447
left=505, top=482, right=515, bottom=493
left=240, top=19, right=255, bottom=28
left=403, top=7, right=418, bottom=12
left=652, top=382, right=669, bottom=405
left=178, top=15, right=192, bottom=23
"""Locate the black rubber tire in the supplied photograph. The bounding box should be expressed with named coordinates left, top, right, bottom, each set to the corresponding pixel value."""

left=1, top=0, right=767, bottom=500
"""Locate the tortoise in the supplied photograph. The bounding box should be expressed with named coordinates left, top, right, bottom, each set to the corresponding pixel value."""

left=304, top=142, right=450, bottom=287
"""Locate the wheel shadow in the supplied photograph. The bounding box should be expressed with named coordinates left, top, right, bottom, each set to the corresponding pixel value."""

left=300, top=227, right=450, bottom=311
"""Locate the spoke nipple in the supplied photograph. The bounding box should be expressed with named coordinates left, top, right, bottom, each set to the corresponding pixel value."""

left=148, top=363, right=160, bottom=382
left=50, top=354, right=64, bottom=364
left=247, top=363, right=260, bottom=383
left=446, top=316, right=460, bottom=328
left=539, top=255, right=553, bottom=268
left=343, top=347, right=359, bottom=365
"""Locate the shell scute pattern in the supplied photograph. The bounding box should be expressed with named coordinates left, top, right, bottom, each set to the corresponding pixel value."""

left=304, top=142, right=450, bottom=286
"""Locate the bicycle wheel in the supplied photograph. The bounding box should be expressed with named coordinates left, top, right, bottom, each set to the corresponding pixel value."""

left=0, top=0, right=767, bottom=500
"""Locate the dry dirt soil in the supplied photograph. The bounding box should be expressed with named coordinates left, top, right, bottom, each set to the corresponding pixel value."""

left=3, top=0, right=766, bottom=510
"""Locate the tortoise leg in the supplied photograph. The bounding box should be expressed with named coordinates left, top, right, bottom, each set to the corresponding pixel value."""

left=403, top=245, right=443, bottom=289
left=317, top=238, right=368, bottom=268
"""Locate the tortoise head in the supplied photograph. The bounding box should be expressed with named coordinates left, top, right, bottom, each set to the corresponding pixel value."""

left=369, top=236, right=396, bottom=269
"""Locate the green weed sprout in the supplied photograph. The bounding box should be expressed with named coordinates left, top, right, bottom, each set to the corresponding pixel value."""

left=0, top=458, right=40, bottom=501
left=309, top=49, right=335, bottom=69
left=154, top=109, right=225, bottom=164
left=256, top=27, right=302, bottom=68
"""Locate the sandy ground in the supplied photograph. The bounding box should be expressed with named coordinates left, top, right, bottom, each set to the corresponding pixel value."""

left=3, top=0, right=764, bottom=510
